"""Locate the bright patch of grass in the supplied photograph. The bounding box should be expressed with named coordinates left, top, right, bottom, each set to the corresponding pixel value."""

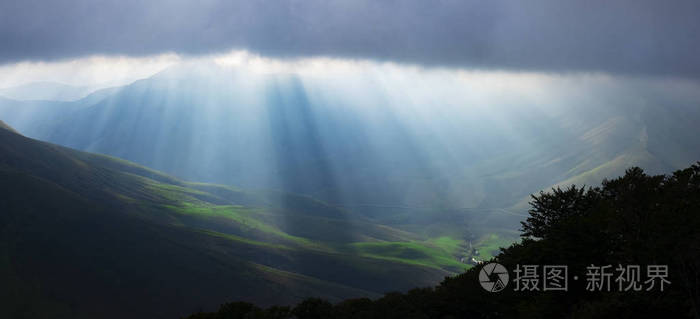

left=166, top=202, right=327, bottom=250
left=474, top=233, right=518, bottom=260
left=427, top=236, right=463, bottom=255
left=145, top=181, right=210, bottom=203
left=349, top=240, right=467, bottom=272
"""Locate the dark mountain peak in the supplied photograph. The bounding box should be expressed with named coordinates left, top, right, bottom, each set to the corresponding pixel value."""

left=0, top=119, right=19, bottom=134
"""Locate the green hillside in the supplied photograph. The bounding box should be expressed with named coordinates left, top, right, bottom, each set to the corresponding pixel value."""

left=185, top=162, right=700, bottom=319
left=0, top=123, right=470, bottom=318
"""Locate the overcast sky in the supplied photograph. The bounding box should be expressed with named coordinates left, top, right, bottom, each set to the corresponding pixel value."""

left=1, top=0, right=699, bottom=78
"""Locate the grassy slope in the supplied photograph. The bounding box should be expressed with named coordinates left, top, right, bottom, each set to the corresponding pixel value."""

left=0, top=124, right=460, bottom=318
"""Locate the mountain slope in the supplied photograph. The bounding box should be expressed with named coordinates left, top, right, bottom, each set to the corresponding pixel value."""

left=0, top=120, right=16, bottom=133
left=0, top=123, right=458, bottom=319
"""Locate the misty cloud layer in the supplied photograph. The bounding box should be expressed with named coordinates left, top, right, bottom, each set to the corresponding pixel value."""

left=1, top=0, right=699, bottom=77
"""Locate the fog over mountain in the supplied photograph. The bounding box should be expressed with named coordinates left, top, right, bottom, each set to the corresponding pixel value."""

left=2, top=61, right=699, bottom=226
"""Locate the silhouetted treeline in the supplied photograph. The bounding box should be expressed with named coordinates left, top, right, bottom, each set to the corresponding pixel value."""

left=185, top=163, right=700, bottom=318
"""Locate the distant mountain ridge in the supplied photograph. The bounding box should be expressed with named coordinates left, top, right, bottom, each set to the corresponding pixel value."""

left=0, top=81, right=98, bottom=101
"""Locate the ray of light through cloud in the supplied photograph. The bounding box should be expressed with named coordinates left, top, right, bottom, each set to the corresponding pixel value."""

left=1, top=50, right=700, bottom=222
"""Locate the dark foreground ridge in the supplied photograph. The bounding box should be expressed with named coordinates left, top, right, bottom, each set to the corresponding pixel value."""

left=0, top=122, right=448, bottom=318
left=186, top=163, right=700, bottom=319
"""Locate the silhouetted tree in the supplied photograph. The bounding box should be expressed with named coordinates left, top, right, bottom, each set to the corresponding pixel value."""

left=292, top=298, right=334, bottom=319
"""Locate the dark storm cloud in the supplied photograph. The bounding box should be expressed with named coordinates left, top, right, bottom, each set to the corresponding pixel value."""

left=1, top=0, right=699, bottom=76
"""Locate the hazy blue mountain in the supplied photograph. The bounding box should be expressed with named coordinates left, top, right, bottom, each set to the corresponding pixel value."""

left=0, top=81, right=98, bottom=101
left=0, top=122, right=463, bottom=318
left=2, top=65, right=699, bottom=223
left=0, top=85, right=124, bottom=138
